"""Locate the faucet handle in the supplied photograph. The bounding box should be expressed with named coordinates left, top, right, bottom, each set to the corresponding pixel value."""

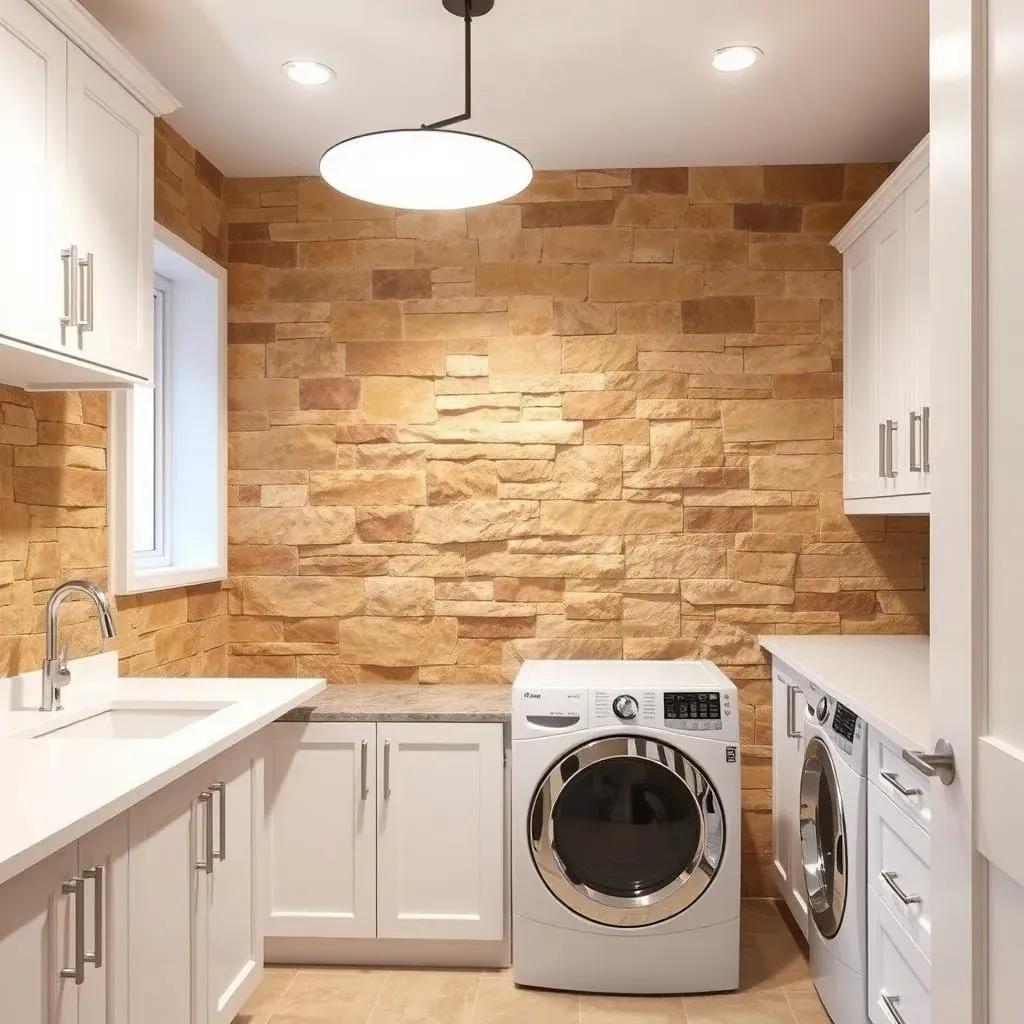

left=58, top=639, right=71, bottom=680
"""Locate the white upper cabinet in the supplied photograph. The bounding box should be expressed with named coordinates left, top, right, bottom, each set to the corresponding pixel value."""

left=64, top=45, right=153, bottom=381
left=833, top=136, right=930, bottom=514
left=0, top=0, right=66, bottom=359
left=0, top=0, right=175, bottom=390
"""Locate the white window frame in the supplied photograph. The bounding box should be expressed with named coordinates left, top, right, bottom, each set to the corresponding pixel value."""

left=109, top=223, right=227, bottom=595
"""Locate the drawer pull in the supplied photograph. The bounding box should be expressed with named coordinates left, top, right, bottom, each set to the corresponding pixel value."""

left=880, top=770, right=921, bottom=798
left=880, top=870, right=922, bottom=906
left=881, top=992, right=908, bottom=1024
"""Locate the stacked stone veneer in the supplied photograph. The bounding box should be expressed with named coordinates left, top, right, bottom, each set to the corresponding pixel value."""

left=224, top=163, right=929, bottom=893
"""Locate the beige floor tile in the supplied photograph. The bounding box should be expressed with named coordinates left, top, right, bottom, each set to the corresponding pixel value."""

left=739, top=899, right=792, bottom=936
left=473, top=971, right=580, bottom=1023
left=235, top=1016, right=269, bottom=1024
left=737, top=928, right=810, bottom=993
left=786, top=990, right=830, bottom=1023
left=272, top=967, right=390, bottom=1022
left=683, top=989, right=796, bottom=1024
left=579, top=992, right=686, bottom=1022
left=367, top=968, right=481, bottom=1024
left=243, top=968, right=298, bottom=1015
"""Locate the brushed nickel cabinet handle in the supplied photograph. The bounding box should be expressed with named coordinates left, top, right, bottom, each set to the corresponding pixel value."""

left=77, top=251, right=95, bottom=333
left=885, top=419, right=898, bottom=477
left=82, top=865, right=104, bottom=969
left=908, top=411, right=922, bottom=472
left=785, top=685, right=801, bottom=740
left=922, top=405, right=931, bottom=472
left=211, top=781, right=227, bottom=863
left=360, top=740, right=369, bottom=800
left=881, top=992, right=908, bottom=1024
left=880, top=870, right=922, bottom=906
left=196, top=791, right=214, bottom=873
left=60, top=245, right=78, bottom=329
left=384, top=739, right=391, bottom=799
left=878, top=422, right=887, bottom=478
left=60, top=877, right=86, bottom=985
left=880, top=769, right=922, bottom=798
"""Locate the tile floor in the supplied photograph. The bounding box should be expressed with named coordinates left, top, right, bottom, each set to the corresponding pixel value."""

left=236, top=900, right=828, bottom=1024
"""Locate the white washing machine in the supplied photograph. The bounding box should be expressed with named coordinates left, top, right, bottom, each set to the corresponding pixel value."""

left=511, top=659, right=741, bottom=995
left=799, top=678, right=869, bottom=1024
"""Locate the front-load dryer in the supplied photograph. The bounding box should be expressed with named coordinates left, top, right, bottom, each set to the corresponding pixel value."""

left=511, top=659, right=740, bottom=995
left=800, top=679, right=869, bottom=1024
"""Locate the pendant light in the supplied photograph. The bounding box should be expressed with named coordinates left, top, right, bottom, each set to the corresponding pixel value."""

left=319, top=0, right=533, bottom=211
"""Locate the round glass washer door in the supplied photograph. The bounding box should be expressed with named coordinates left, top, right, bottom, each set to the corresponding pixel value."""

left=799, top=735, right=847, bottom=939
left=529, top=735, right=726, bottom=927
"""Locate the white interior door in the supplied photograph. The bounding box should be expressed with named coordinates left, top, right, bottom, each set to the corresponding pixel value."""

left=265, top=722, right=377, bottom=939
left=0, top=0, right=66, bottom=353
left=377, top=722, right=505, bottom=942
left=929, top=0, right=1024, bottom=1021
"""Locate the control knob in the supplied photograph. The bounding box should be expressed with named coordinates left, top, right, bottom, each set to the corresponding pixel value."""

left=816, top=696, right=830, bottom=723
left=612, top=694, right=639, bottom=720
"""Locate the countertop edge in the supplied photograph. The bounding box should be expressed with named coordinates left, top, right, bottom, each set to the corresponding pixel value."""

left=760, top=636, right=930, bottom=753
left=276, top=710, right=510, bottom=723
left=0, top=677, right=325, bottom=888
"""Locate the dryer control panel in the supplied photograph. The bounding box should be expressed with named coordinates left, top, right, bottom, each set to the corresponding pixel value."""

left=589, top=689, right=733, bottom=732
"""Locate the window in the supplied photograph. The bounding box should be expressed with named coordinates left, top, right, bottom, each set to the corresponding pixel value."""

left=110, top=225, right=227, bottom=595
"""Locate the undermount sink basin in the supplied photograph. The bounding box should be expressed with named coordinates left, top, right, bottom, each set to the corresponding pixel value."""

left=30, top=703, right=231, bottom=740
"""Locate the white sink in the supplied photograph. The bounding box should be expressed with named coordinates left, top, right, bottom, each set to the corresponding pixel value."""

left=28, top=703, right=231, bottom=740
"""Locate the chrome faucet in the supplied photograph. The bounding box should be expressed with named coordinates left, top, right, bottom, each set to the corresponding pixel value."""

left=41, top=580, right=118, bottom=712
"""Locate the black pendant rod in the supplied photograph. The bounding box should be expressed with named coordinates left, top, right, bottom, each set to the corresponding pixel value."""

left=422, top=1, right=473, bottom=130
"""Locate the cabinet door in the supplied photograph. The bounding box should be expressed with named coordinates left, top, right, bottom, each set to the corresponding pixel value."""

left=127, top=777, right=199, bottom=1024
left=78, top=815, right=129, bottom=1024
left=0, top=0, right=67, bottom=353
left=266, top=722, right=377, bottom=939
left=874, top=197, right=908, bottom=495
left=902, top=169, right=931, bottom=495
left=66, top=44, right=153, bottom=382
left=843, top=230, right=884, bottom=499
left=0, top=842, right=78, bottom=1024
left=771, top=670, right=809, bottom=938
left=203, top=742, right=262, bottom=1024
left=377, top=722, right=504, bottom=942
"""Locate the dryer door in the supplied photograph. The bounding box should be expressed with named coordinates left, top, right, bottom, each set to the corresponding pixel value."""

left=799, top=735, right=848, bottom=939
left=528, top=735, right=726, bottom=927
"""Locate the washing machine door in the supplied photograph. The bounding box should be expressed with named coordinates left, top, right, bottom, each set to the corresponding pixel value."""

left=528, top=735, right=726, bottom=928
left=799, top=735, right=848, bottom=939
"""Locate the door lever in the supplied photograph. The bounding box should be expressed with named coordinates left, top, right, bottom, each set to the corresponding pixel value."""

left=902, top=739, right=956, bottom=786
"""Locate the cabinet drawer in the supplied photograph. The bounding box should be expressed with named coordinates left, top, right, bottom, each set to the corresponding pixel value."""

left=868, top=728, right=931, bottom=833
left=869, top=890, right=931, bottom=1024
left=868, top=782, right=931, bottom=957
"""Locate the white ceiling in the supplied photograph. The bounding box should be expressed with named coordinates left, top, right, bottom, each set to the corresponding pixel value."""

left=81, top=0, right=929, bottom=177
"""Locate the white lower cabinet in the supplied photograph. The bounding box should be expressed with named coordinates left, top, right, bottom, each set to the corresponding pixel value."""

left=377, top=722, right=504, bottom=942
left=126, top=738, right=263, bottom=1024
left=266, top=719, right=506, bottom=957
left=266, top=722, right=376, bottom=939
left=0, top=814, right=128, bottom=1024
left=770, top=664, right=809, bottom=937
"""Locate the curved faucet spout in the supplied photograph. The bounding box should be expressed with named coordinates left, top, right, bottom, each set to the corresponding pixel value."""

left=41, top=580, right=117, bottom=711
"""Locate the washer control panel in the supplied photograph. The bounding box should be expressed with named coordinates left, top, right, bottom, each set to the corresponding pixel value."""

left=665, top=691, right=725, bottom=731
left=612, top=694, right=639, bottom=720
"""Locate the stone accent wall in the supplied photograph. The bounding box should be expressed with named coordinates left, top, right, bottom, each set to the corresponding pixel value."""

left=0, top=121, right=228, bottom=679
left=225, top=165, right=930, bottom=893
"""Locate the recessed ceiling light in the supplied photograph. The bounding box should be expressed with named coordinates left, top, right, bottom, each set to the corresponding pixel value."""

left=712, top=45, right=763, bottom=72
left=281, top=59, right=335, bottom=86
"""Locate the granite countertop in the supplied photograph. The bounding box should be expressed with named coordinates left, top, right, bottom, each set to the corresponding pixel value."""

left=278, top=684, right=512, bottom=723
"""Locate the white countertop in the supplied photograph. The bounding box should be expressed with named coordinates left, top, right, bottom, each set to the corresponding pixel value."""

left=759, top=635, right=930, bottom=752
left=0, top=654, right=324, bottom=888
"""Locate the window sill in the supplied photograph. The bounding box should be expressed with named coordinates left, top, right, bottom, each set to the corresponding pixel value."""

left=117, top=564, right=226, bottom=597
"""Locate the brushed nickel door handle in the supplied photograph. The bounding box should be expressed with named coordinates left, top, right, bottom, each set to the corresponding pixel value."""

left=880, top=770, right=922, bottom=798
left=360, top=740, right=369, bottom=800
left=196, top=791, right=214, bottom=873
left=383, top=739, right=391, bottom=799
left=77, top=251, right=95, bottom=333
left=881, top=992, right=908, bottom=1024
left=878, top=422, right=887, bottom=478
left=879, top=870, right=922, bottom=906
left=922, top=405, right=931, bottom=472
left=885, top=419, right=898, bottom=477
left=60, top=245, right=78, bottom=330
left=908, top=410, right=922, bottom=472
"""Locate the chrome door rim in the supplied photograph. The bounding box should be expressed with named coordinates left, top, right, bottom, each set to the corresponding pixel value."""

left=799, top=736, right=847, bottom=939
left=529, top=735, right=725, bottom=928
